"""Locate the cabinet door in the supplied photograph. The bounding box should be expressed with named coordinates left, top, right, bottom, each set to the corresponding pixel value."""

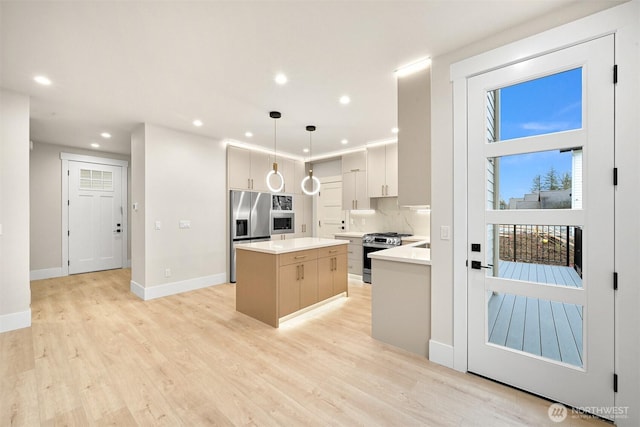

left=227, top=146, right=252, bottom=190
left=317, top=256, right=334, bottom=301
left=367, top=146, right=386, bottom=197
left=342, top=171, right=356, bottom=210
left=354, top=170, right=370, bottom=209
left=341, top=151, right=367, bottom=174
left=250, top=151, right=271, bottom=192
left=385, top=144, right=398, bottom=197
left=293, top=161, right=307, bottom=195
left=279, top=264, right=300, bottom=317
left=299, top=261, right=318, bottom=308
left=333, top=254, right=348, bottom=295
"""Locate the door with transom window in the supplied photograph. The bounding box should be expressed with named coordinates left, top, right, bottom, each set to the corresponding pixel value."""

left=467, top=35, right=615, bottom=416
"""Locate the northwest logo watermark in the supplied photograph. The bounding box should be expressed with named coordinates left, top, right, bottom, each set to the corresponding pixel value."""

left=548, top=402, right=629, bottom=422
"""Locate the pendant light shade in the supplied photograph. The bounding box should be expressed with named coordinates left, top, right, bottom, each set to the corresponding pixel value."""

left=266, top=111, right=285, bottom=193
left=301, top=125, right=321, bottom=196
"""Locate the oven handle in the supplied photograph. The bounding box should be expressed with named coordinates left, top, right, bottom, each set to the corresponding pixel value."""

left=363, top=243, right=395, bottom=249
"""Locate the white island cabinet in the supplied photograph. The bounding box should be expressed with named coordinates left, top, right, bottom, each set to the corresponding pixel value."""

left=369, top=242, right=431, bottom=357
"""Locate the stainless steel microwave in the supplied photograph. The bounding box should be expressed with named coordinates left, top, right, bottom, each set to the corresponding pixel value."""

left=271, top=211, right=295, bottom=234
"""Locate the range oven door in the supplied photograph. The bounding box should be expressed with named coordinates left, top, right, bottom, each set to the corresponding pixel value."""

left=362, top=243, right=392, bottom=283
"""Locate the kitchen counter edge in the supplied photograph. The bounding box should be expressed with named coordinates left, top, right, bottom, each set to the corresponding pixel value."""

left=235, top=237, right=348, bottom=255
left=368, top=241, right=431, bottom=266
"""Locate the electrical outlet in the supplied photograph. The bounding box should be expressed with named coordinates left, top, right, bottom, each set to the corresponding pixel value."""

left=179, top=220, right=191, bottom=229
left=165, top=268, right=171, bottom=278
left=155, top=221, right=161, bottom=230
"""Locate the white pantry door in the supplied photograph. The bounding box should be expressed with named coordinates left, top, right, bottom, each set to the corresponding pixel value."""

left=316, top=176, right=345, bottom=238
left=467, top=36, right=615, bottom=416
left=68, top=161, right=124, bottom=274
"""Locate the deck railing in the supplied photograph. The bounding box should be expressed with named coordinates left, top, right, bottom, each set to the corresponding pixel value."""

left=498, top=225, right=576, bottom=267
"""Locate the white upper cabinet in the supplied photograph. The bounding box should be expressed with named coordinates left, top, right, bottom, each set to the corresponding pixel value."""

left=227, top=146, right=271, bottom=192
left=367, top=143, right=398, bottom=198
left=341, top=152, right=369, bottom=210
left=397, top=67, right=430, bottom=206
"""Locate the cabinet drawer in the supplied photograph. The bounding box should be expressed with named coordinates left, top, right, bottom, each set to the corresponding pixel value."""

left=347, top=262, right=363, bottom=274
left=317, top=245, right=347, bottom=259
left=347, top=244, right=363, bottom=259
left=279, top=249, right=318, bottom=266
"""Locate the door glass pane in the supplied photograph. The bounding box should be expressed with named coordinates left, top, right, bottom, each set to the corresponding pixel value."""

left=487, top=292, right=583, bottom=368
left=488, top=149, right=582, bottom=210
left=487, top=224, right=583, bottom=288
left=487, top=68, right=582, bottom=142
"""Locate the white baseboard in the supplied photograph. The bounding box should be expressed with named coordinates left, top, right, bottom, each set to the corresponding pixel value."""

left=130, top=273, right=227, bottom=301
left=0, top=309, right=31, bottom=333
left=429, top=339, right=454, bottom=369
left=30, top=267, right=64, bottom=281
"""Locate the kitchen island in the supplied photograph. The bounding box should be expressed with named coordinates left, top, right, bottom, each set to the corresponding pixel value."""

left=369, top=241, right=431, bottom=357
left=235, top=237, right=348, bottom=327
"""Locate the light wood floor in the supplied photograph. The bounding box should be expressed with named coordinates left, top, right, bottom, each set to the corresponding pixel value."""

left=1, top=269, right=608, bottom=426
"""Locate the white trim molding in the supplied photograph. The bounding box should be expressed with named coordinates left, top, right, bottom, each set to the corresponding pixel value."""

left=429, top=340, right=454, bottom=369
left=130, top=273, right=227, bottom=301
left=30, top=267, right=64, bottom=281
left=0, top=309, right=31, bottom=333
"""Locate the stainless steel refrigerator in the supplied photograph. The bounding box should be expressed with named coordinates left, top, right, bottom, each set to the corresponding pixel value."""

left=230, top=190, right=271, bottom=283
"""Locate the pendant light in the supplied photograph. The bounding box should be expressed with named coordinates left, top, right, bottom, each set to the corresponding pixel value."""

left=301, top=125, right=321, bottom=196
left=266, top=111, right=285, bottom=193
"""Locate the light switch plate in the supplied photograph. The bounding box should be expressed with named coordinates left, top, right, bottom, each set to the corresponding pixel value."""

left=440, top=225, right=450, bottom=240
left=179, top=220, right=191, bottom=229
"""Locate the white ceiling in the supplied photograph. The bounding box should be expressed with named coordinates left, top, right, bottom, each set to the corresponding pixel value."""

left=0, top=0, right=595, bottom=158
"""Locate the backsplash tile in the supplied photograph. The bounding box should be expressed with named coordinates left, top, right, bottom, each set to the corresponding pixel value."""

left=348, top=197, right=430, bottom=237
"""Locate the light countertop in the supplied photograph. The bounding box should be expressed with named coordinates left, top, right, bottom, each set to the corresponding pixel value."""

left=235, top=237, right=348, bottom=255
left=402, top=235, right=430, bottom=244
left=334, top=232, right=368, bottom=238
left=368, top=241, right=431, bottom=266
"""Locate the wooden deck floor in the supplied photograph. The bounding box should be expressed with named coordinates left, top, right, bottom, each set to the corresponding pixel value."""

left=488, top=262, right=583, bottom=367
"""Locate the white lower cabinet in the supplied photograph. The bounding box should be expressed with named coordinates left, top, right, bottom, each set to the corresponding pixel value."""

left=334, top=236, right=363, bottom=276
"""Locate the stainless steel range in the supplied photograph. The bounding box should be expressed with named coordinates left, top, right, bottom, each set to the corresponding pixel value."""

left=362, top=232, right=412, bottom=283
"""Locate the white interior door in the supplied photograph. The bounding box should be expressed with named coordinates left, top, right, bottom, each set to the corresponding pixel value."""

left=68, top=161, right=123, bottom=274
left=316, top=176, right=345, bottom=238
left=467, top=36, right=614, bottom=415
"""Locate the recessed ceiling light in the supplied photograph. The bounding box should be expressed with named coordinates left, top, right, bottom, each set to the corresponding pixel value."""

left=100, top=132, right=111, bottom=139
left=339, top=95, right=351, bottom=105
left=303, top=148, right=309, bottom=153
left=275, top=73, right=288, bottom=85
left=34, top=75, right=52, bottom=86
left=91, top=143, right=100, bottom=148
left=193, top=119, right=203, bottom=127
left=341, top=139, right=348, bottom=145
left=245, top=131, right=253, bottom=138
left=391, top=127, right=399, bottom=134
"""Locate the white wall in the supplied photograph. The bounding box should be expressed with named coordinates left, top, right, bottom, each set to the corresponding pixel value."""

left=29, top=142, right=131, bottom=278
left=312, top=158, right=342, bottom=178
left=0, top=89, right=31, bottom=332
left=130, top=124, right=227, bottom=300
left=130, top=125, right=146, bottom=287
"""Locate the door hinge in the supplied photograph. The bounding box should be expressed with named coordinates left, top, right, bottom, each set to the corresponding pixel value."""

left=614, top=373, right=618, bottom=392
left=67, top=230, right=70, bottom=236
left=67, top=200, right=70, bottom=206
left=68, top=260, right=70, bottom=266
left=613, top=64, right=618, bottom=84
left=613, top=168, right=618, bottom=186
left=67, top=170, right=70, bottom=176
left=614, top=272, right=618, bottom=290
left=465, top=259, right=468, bottom=267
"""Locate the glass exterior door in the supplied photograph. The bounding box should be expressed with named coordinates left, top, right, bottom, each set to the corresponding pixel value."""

left=467, top=35, right=615, bottom=416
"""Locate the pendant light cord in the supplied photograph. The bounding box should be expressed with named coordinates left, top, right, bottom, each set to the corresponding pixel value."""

left=273, top=119, right=277, bottom=163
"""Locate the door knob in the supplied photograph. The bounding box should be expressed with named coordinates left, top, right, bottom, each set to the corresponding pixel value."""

left=471, top=260, right=492, bottom=270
